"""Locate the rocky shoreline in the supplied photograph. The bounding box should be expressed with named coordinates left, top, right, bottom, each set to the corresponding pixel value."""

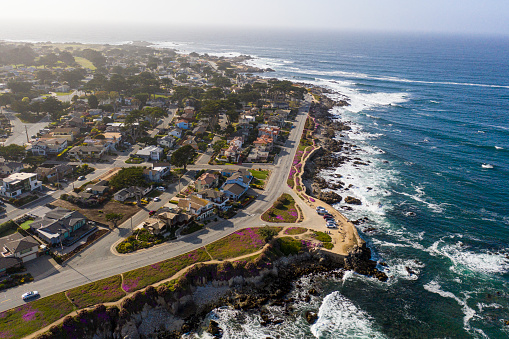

left=35, top=238, right=385, bottom=339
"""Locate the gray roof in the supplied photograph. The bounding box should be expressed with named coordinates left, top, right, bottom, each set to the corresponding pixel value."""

left=197, top=189, right=226, bottom=200
left=0, top=256, right=22, bottom=270
left=0, top=233, right=39, bottom=254
left=223, top=183, right=246, bottom=196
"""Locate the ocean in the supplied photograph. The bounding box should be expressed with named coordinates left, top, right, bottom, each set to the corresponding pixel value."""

left=2, top=25, right=508, bottom=338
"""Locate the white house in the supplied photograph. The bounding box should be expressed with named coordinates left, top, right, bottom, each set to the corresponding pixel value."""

left=0, top=173, right=42, bottom=198
left=168, top=128, right=183, bottom=139
left=28, top=138, right=68, bottom=156
left=136, top=145, right=164, bottom=161
left=157, top=135, right=176, bottom=148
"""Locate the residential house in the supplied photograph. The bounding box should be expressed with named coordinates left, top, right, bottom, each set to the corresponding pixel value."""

left=184, top=106, right=195, bottom=115
left=0, top=173, right=42, bottom=198
left=0, top=256, right=22, bottom=277
left=142, top=210, right=191, bottom=234
left=28, top=138, right=68, bottom=156
left=49, top=127, right=80, bottom=141
left=196, top=189, right=229, bottom=208
left=222, top=183, right=248, bottom=201
left=0, top=160, right=23, bottom=176
left=228, top=136, right=243, bottom=149
left=246, top=148, right=269, bottom=162
left=85, top=184, right=109, bottom=196
left=157, top=135, right=176, bottom=148
left=0, top=233, right=40, bottom=263
left=224, top=171, right=252, bottom=189
left=258, top=125, right=280, bottom=139
left=114, top=186, right=152, bottom=202
left=182, top=135, right=199, bottom=151
left=253, top=135, right=274, bottom=151
left=168, top=128, right=183, bottom=139
left=176, top=119, right=191, bottom=130
left=136, top=145, right=164, bottom=161
left=223, top=144, right=241, bottom=163
left=36, top=164, right=72, bottom=182
left=178, top=195, right=215, bottom=220
left=194, top=171, right=219, bottom=191
left=143, top=162, right=170, bottom=182
left=68, top=145, right=106, bottom=159
left=30, top=208, right=88, bottom=246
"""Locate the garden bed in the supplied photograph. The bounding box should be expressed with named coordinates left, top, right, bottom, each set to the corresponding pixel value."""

left=116, top=229, right=165, bottom=254
left=284, top=227, right=307, bottom=235
left=260, top=193, right=298, bottom=223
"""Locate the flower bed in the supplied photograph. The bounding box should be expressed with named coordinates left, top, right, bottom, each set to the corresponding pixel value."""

left=121, top=248, right=211, bottom=292
left=284, top=227, right=307, bottom=235
left=205, top=227, right=280, bottom=260
left=66, top=275, right=125, bottom=308
left=0, top=292, right=74, bottom=339
left=116, top=229, right=165, bottom=254
left=261, top=193, right=298, bottom=223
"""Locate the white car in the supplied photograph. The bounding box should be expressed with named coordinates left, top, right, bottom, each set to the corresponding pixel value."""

left=22, top=291, right=39, bottom=301
left=153, top=197, right=161, bottom=202
left=156, top=186, right=165, bottom=191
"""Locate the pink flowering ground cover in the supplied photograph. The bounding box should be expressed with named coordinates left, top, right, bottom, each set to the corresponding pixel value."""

left=0, top=292, right=74, bottom=339
left=206, top=227, right=280, bottom=260
left=66, top=275, right=125, bottom=308
left=122, top=248, right=211, bottom=292
left=261, top=193, right=299, bottom=223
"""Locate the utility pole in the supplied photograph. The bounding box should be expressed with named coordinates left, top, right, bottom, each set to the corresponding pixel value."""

left=25, top=125, right=29, bottom=144
left=130, top=217, right=133, bottom=233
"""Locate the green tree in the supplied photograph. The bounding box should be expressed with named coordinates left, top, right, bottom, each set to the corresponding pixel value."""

left=7, top=81, right=32, bottom=94
left=88, top=95, right=99, bottom=109
left=0, top=144, right=26, bottom=160
left=170, top=145, right=196, bottom=171
left=41, top=96, right=65, bottom=121
left=110, top=167, right=146, bottom=190
left=105, top=213, right=123, bottom=228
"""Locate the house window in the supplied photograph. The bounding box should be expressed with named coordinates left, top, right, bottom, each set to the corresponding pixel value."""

left=20, top=248, right=32, bottom=255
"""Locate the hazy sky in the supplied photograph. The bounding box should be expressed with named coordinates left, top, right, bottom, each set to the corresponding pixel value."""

left=1, top=0, right=509, bottom=36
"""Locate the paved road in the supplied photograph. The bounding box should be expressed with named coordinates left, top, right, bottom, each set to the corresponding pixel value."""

left=0, top=97, right=312, bottom=312
left=2, top=110, right=50, bottom=146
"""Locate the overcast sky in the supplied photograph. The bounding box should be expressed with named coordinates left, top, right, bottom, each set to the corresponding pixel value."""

left=1, top=0, right=508, bottom=36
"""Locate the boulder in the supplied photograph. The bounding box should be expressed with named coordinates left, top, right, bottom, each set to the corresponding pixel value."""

left=207, top=320, right=222, bottom=338
left=305, top=311, right=319, bottom=324
left=345, top=196, right=362, bottom=205
left=317, top=191, right=342, bottom=204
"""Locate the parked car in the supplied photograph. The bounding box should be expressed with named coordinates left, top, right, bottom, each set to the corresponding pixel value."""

left=153, top=197, right=161, bottom=202
left=78, top=176, right=86, bottom=180
left=149, top=210, right=156, bottom=216
left=22, top=291, right=39, bottom=301
left=156, top=186, right=165, bottom=191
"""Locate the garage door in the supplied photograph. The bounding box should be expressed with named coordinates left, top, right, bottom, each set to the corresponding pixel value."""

left=22, top=253, right=37, bottom=263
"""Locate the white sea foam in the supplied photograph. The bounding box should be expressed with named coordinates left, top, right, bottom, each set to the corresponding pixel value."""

left=494, top=146, right=503, bottom=150
left=311, top=292, right=386, bottom=338
left=427, top=240, right=509, bottom=275
left=481, top=163, right=494, bottom=169
left=423, top=280, right=485, bottom=336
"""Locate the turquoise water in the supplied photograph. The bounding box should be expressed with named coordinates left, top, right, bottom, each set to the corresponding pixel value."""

left=2, top=26, right=508, bottom=338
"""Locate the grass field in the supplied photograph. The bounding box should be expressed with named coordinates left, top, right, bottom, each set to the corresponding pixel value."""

left=66, top=275, right=125, bottom=308
left=206, top=228, right=269, bottom=260
left=284, top=227, right=307, bottom=235
left=75, top=57, right=96, bottom=70
left=0, top=292, right=74, bottom=339
left=121, top=248, right=211, bottom=292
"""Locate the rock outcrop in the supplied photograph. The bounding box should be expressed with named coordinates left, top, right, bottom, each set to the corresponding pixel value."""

left=345, top=196, right=362, bottom=205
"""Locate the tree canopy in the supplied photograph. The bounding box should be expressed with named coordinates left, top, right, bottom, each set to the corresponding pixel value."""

left=109, top=167, right=147, bottom=190
left=170, top=145, right=196, bottom=171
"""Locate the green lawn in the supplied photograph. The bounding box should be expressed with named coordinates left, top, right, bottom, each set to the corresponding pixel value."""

left=0, top=292, right=74, bottom=339
left=75, top=57, right=96, bottom=70
left=19, top=220, right=34, bottom=230
left=249, top=169, right=269, bottom=181
left=284, top=227, right=307, bottom=235
left=121, top=248, right=210, bottom=292
left=277, top=237, right=303, bottom=255
left=66, top=275, right=125, bottom=308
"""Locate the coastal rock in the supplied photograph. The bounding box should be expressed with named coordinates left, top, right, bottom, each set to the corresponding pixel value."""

left=316, top=191, right=342, bottom=204
left=207, top=320, right=222, bottom=338
left=305, top=311, right=319, bottom=325
left=345, top=196, right=362, bottom=205
left=345, top=244, right=388, bottom=282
